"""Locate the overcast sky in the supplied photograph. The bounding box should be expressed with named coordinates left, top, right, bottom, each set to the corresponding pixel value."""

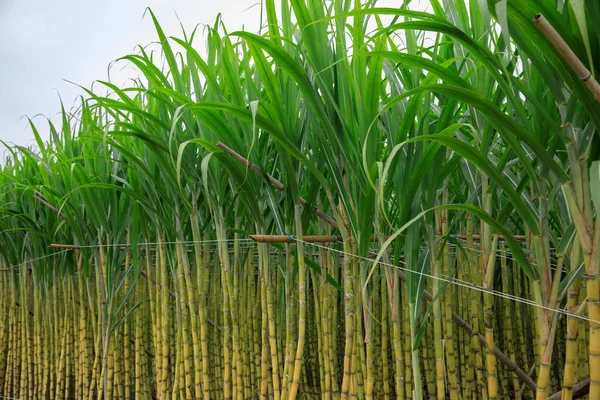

left=0, top=0, right=428, bottom=153
left=0, top=0, right=262, bottom=150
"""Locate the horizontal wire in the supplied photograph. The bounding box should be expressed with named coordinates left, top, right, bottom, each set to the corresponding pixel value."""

left=319, top=242, right=549, bottom=308
left=1, top=237, right=592, bottom=324
left=0, top=236, right=567, bottom=272
left=447, top=238, right=561, bottom=268
left=0, top=240, right=255, bottom=270
left=5, top=237, right=565, bottom=276
left=444, top=241, right=563, bottom=271
left=296, top=238, right=596, bottom=325
left=1, top=249, right=73, bottom=271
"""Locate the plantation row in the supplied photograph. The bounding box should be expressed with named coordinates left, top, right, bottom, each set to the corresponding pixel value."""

left=0, top=241, right=588, bottom=399
left=0, top=0, right=599, bottom=399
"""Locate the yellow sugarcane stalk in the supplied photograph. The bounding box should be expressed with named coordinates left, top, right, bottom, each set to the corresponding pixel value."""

left=158, top=237, right=171, bottom=399
left=32, top=275, right=42, bottom=399
left=432, top=256, right=445, bottom=400
left=439, top=187, right=459, bottom=400
left=365, top=294, right=375, bottom=400
left=354, top=254, right=366, bottom=399
left=242, top=260, right=254, bottom=398
left=174, top=241, right=193, bottom=398
left=327, top=247, right=340, bottom=393
left=562, top=281, right=581, bottom=400
left=458, top=241, right=469, bottom=395
left=340, top=239, right=356, bottom=398
left=5, top=289, right=15, bottom=397
left=134, top=274, right=145, bottom=399
left=403, top=285, right=413, bottom=399
left=191, top=217, right=211, bottom=399
left=381, top=279, right=391, bottom=399
left=229, top=219, right=244, bottom=399
left=471, top=270, right=487, bottom=400
left=56, top=280, right=67, bottom=400
left=481, top=182, right=499, bottom=399
left=215, top=219, right=233, bottom=400
left=289, top=205, right=307, bottom=400
left=123, top=254, right=132, bottom=400
left=259, top=262, right=269, bottom=399
left=280, top=247, right=294, bottom=400
left=500, top=242, right=521, bottom=399
left=248, top=250, right=261, bottom=396
left=18, top=264, right=30, bottom=400
left=319, top=246, right=333, bottom=400
left=587, top=266, right=600, bottom=399
left=560, top=241, right=582, bottom=400
left=257, top=237, right=281, bottom=400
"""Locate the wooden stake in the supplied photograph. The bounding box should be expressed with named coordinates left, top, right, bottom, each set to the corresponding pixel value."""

left=216, top=141, right=340, bottom=230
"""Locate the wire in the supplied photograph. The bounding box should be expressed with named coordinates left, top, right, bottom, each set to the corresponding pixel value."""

left=72, top=238, right=253, bottom=249
left=0, top=249, right=73, bottom=271
left=2, top=236, right=590, bottom=324
left=443, top=240, right=563, bottom=271
left=296, top=238, right=596, bottom=325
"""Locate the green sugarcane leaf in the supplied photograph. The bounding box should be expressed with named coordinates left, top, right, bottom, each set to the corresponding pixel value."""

left=556, top=223, right=577, bottom=258
left=437, top=203, right=538, bottom=280
left=145, top=9, right=184, bottom=93
left=304, top=258, right=344, bottom=294
left=184, top=102, right=330, bottom=192
left=495, top=0, right=510, bottom=57
left=559, top=261, right=585, bottom=302
left=414, top=272, right=453, bottom=349
left=364, top=209, right=430, bottom=308
left=570, top=0, right=594, bottom=74
left=405, top=134, right=540, bottom=235
left=111, top=300, right=149, bottom=335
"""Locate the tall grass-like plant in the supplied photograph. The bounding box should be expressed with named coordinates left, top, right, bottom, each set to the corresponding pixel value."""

left=0, top=0, right=598, bottom=399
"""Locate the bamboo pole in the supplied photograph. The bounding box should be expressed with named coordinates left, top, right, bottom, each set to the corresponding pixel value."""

left=534, top=14, right=600, bottom=101
left=548, top=378, right=589, bottom=400
left=216, top=142, right=340, bottom=230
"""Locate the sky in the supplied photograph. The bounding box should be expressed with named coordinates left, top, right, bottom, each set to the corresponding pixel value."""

left=0, top=0, right=429, bottom=154
left=0, top=0, right=261, bottom=150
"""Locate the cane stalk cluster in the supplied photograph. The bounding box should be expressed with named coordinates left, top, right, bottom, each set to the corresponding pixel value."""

left=1, top=1, right=599, bottom=399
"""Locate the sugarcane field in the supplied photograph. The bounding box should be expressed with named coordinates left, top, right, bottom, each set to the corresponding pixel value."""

left=1, top=0, right=599, bottom=399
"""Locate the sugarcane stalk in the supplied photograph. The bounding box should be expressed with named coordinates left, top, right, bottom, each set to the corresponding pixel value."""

left=340, top=208, right=356, bottom=399
left=440, top=183, right=459, bottom=400
left=281, top=242, right=294, bottom=399
left=562, top=276, right=581, bottom=400
left=402, top=282, right=413, bottom=399
left=354, top=254, right=366, bottom=399
left=381, top=277, right=391, bottom=399
left=500, top=242, right=520, bottom=399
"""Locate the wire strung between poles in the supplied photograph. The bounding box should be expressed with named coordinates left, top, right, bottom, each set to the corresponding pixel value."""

left=296, top=238, right=596, bottom=325
left=0, top=249, right=72, bottom=271
left=5, top=236, right=589, bottom=324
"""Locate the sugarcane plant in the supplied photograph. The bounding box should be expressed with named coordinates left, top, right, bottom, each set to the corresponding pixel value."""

left=0, top=0, right=598, bottom=399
